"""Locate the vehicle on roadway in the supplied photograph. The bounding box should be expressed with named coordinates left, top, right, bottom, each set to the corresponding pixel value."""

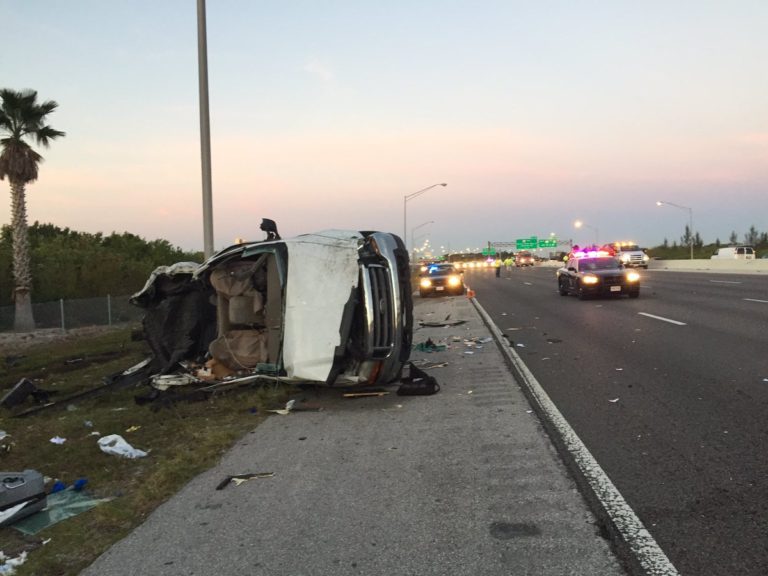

left=515, top=251, right=535, bottom=267
left=557, top=250, right=640, bottom=299
left=419, top=262, right=466, bottom=297
left=604, top=241, right=650, bottom=269
left=125, top=220, right=413, bottom=389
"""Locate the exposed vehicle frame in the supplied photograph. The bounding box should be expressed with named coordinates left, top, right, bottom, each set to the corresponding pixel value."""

left=127, top=225, right=413, bottom=389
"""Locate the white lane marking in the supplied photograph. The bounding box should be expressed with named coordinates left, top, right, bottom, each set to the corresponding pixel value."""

left=638, top=312, right=687, bottom=326
left=709, top=280, right=741, bottom=284
left=472, top=299, right=679, bottom=575
left=744, top=298, right=768, bottom=304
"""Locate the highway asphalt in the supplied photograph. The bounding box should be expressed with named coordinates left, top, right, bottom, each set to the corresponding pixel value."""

left=81, top=294, right=630, bottom=576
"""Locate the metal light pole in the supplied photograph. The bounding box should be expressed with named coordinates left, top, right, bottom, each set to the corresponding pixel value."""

left=411, top=220, right=435, bottom=260
left=656, top=201, right=694, bottom=260
left=403, top=183, right=447, bottom=251
left=197, top=0, right=214, bottom=257
left=574, top=220, right=599, bottom=245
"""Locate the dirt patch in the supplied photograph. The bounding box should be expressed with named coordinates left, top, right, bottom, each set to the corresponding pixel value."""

left=0, top=325, right=132, bottom=354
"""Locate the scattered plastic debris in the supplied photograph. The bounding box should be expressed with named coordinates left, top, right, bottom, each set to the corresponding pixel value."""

left=415, top=338, right=447, bottom=352
left=216, top=472, right=274, bottom=490
left=342, top=391, right=389, bottom=398
left=516, top=343, right=525, bottom=348
left=97, top=434, right=148, bottom=458
left=10, top=488, right=114, bottom=536
left=419, top=320, right=467, bottom=328
left=0, top=550, right=27, bottom=575
left=51, top=480, right=66, bottom=493
left=49, top=436, right=66, bottom=445
left=411, top=360, right=449, bottom=369
left=83, top=421, right=93, bottom=428
left=267, top=399, right=295, bottom=415
left=615, top=368, right=624, bottom=371
left=0, top=431, right=7, bottom=441
left=608, top=398, right=620, bottom=403
left=125, top=425, right=141, bottom=433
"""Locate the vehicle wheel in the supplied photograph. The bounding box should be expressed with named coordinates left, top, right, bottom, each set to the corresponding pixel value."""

left=629, top=291, right=640, bottom=298
left=419, top=290, right=429, bottom=298
left=577, top=285, right=588, bottom=300
left=558, top=280, right=568, bottom=296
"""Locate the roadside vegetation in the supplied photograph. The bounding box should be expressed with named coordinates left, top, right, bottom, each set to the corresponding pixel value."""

left=0, top=328, right=292, bottom=575
left=0, top=223, right=202, bottom=307
left=646, top=225, right=767, bottom=260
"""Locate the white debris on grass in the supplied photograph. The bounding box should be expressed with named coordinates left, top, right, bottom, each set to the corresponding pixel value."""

left=0, top=550, right=28, bottom=575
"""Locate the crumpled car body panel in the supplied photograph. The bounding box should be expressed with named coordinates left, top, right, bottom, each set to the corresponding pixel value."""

left=127, top=228, right=412, bottom=388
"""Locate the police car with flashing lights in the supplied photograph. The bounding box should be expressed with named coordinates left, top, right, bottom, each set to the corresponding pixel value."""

left=557, top=250, right=640, bottom=299
left=419, top=263, right=466, bottom=297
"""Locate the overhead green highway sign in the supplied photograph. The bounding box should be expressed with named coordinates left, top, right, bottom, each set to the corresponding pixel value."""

left=538, top=239, right=558, bottom=248
left=516, top=237, right=537, bottom=250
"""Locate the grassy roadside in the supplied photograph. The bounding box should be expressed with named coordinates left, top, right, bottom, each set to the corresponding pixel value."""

left=0, top=326, right=291, bottom=576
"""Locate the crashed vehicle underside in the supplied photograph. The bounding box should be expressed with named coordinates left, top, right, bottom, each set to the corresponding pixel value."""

left=117, top=224, right=413, bottom=396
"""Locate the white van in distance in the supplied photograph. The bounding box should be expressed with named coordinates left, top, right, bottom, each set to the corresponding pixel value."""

left=710, top=246, right=756, bottom=260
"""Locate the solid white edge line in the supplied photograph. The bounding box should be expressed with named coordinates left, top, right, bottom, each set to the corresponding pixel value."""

left=637, top=312, right=687, bottom=326
left=472, top=298, right=680, bottom=576
left=744, top=298, right=768, bottom=304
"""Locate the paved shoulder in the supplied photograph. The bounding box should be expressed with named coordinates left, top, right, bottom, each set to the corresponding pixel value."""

left=82, top=296, right=626, bottom=576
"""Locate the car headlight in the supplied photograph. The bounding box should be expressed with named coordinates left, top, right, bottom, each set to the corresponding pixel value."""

left=626, top=271, right=640, bottom=282
left=582, top=274, right=599, bottom=285
left=420, top=278, right=432, bottom=288
left=448, top=275, right=461, bottom=287
left=643, top=254, right=650, bottom=262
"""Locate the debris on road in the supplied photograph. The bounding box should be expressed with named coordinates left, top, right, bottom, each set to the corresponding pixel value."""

left=342, top=390, right=389, bottom=398
left=414, top=338, right=446, bottom=352
left=215, top=472, right=275, bottom=490
left=267, top=399, right=295, bottom=415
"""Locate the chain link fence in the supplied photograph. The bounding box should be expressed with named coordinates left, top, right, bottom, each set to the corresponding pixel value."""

left=0, top=295, right=144, bottom=332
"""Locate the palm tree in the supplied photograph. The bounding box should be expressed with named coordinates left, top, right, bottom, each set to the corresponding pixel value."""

left=0, top=89, right=65, bottom=331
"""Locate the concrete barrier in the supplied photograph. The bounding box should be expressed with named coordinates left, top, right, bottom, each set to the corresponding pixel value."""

left=648, top=259, right=768, bottom=274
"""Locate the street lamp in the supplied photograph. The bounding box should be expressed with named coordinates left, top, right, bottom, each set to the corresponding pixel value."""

left=411, top=220, right=434, bottom=260
left=574, top=220, right=599, bottom=245
left=403, top=183, right=447, bottom=251
left=656, top=201, right=694, bottom=260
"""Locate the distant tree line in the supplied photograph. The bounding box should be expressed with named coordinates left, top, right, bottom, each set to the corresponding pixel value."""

left=0, top=222, right=202, bottom=306
left=655, top=225, right=767, bottom=258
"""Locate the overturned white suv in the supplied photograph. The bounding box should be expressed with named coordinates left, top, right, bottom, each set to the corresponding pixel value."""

left=124, top=221, right=413, bottom=391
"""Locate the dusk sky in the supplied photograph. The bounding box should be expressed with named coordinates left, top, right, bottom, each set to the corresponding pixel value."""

left=3, top=1, right=767, bottom=255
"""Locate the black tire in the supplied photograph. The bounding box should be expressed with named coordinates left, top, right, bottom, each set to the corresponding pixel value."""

left=419, top=290, right=429, bottom=298
left=577, top=284, right=588, bottom=300
left=629, top=291, right=640, bottom=299
left=558, top=280, right=568, bottom=296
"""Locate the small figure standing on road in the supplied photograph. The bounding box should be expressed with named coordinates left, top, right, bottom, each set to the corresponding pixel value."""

left=494, top=258, right=501, bottom=278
